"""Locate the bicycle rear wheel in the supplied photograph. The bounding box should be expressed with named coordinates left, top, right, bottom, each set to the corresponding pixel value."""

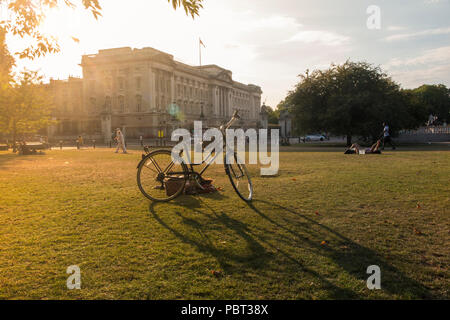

left=137, top=149, right=188, bottom=202
left=224, top=152, right=253, bottom=202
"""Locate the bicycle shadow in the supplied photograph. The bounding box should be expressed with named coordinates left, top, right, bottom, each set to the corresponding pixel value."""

left=246, top=199, right=437, bottom=299
left=170, top=190, right=229, bottom=208
left=149, top=199, right=361, bottom=299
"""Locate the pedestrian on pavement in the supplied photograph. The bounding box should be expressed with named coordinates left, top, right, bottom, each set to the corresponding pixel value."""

left=114, top=128, right=127, bottom=154
left=382, top=122, right=396, bottom=150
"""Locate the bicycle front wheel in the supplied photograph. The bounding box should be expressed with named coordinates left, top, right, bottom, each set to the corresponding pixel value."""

left=137, top=149, right=188, bottom=202
left=224, top=152, right=253, bottom=202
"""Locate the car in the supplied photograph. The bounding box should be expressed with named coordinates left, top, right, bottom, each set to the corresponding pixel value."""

left=305, top=134, right=327, bottom=141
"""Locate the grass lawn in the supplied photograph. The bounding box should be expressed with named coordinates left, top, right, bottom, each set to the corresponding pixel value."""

left=0, top=146, right=448, bottom=299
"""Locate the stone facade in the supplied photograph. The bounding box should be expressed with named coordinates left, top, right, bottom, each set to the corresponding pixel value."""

left=259, top=104, right=269, bottom=129
left=48, top=47, right=262, bottom=143
left=279, top=109, right=293, bottom=138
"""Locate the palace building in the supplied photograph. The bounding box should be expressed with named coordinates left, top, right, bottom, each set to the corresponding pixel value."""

left=48, top=47, right=263, bottom=142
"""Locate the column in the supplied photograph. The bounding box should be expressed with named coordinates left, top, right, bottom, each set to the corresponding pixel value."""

left=171, top=73, right=175, bottom=107
left=149, top=68, right=156, bottom=111
left=213, top=86, right=219, bottom=116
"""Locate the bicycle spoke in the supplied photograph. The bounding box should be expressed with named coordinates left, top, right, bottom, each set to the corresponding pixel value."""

left=225, top=159, right=253, bottom=202
left=137, top=150, right=188, bottom=202
left=231, top=164, right=244, bottom=179
left=147, top=157, right=163, bottom=173
left=163, top=161, right=175, bottom=174
left=143, top=162, right=159, bottom=174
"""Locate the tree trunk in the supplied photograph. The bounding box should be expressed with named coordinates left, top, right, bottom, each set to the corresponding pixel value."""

left=346, top=135, right=352, bottom=146
left=12, top=122, right=17, bottom=153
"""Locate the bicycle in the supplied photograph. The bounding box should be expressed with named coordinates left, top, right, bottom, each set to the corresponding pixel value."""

left=136, top=110, right=253, bottom=202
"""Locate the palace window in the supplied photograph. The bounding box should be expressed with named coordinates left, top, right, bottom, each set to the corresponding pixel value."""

left=118, top=77, right=125, bottom=90
left=136, top=95, right=142, bottom=112
left=118, top=95, right=125, bottom=113
left=89, top=97, right=96, bottom=113
left=135, top=77, right=141, bottom=90
left=105, top=96, right=112, bottom=113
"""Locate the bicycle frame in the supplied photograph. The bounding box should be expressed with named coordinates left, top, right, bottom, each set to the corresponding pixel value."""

left=137, top=110, right=253, bottom=201
left=141, top=112, right=240, bottom=181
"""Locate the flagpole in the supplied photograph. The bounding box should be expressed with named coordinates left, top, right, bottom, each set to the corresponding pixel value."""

left=199, top=38, right=202, bottom=66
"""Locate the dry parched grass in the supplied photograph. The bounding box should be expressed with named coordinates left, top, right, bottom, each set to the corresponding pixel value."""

left=0, top=147, right=448, bottom=299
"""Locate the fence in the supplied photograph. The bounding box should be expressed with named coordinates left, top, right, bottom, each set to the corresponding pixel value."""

left=398, top=126, right=450, bottom=143
left=400, top=126, right=450, bottom=135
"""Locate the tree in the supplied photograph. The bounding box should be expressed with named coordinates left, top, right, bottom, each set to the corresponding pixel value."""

left=0, top=70, right=54, bottom=149
left=266, top=106, right=280, bottom=124
left=287, top=61, right=419, bottom=145
left=0, top=27, right=14, bottom=88
left=408, top=84, right=450, bottom=124
left=0, top=27, right=14, bottom=142
left=400, top=88, right=429, bottom=128
left=0, top=0, right=205, bottom=146
left=0, top=0, right=205, bottom=59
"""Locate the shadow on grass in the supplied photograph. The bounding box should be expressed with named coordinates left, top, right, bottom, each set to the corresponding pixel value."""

left=149, top=197, right=366, bottom=299
left=0, top=152, right=46, bottom=169
left=246, top=200, right=437, bottom=299
left=149, top=196, right=438, bottom=298
left=149, top=192, right=266, bottom=268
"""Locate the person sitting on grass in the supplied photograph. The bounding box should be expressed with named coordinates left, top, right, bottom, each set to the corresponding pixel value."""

left=344, top=143, right=361, bottom=154
left=365, top=140, right=382, bottom=154
left=344, top=140, right=382, bottom=154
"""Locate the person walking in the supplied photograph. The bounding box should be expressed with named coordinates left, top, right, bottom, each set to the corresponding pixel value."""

left=77, top=135, right=83, bottom=149
left=139, top=135, right=143, bottom=147
left=114, top=128, right=128, bottom=154
left=382, top=122, right=396, bottom=150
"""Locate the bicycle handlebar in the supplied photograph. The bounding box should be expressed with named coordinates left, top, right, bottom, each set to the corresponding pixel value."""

left=221, top=110, right=241, bottom=132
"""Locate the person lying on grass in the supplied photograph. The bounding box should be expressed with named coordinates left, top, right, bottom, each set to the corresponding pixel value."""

left=344, top=140, right=382, bottom=154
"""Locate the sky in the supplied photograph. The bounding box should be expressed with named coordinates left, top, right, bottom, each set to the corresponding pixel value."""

left=5, top=0, right=450, bottom=107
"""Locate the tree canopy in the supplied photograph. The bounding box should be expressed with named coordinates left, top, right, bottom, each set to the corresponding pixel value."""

left=405, top=84, right=450, bottom=124
left=0, top=0, right=206, bottom=146
left=266, top=106, right=280, bottom=124
left=0, top=0, right=205, bottom=59
left=0, top=27, right=14, bottom=84
left=0, top=70, right=54, bottom=144
left=286, top=61, right=425, bottom=144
